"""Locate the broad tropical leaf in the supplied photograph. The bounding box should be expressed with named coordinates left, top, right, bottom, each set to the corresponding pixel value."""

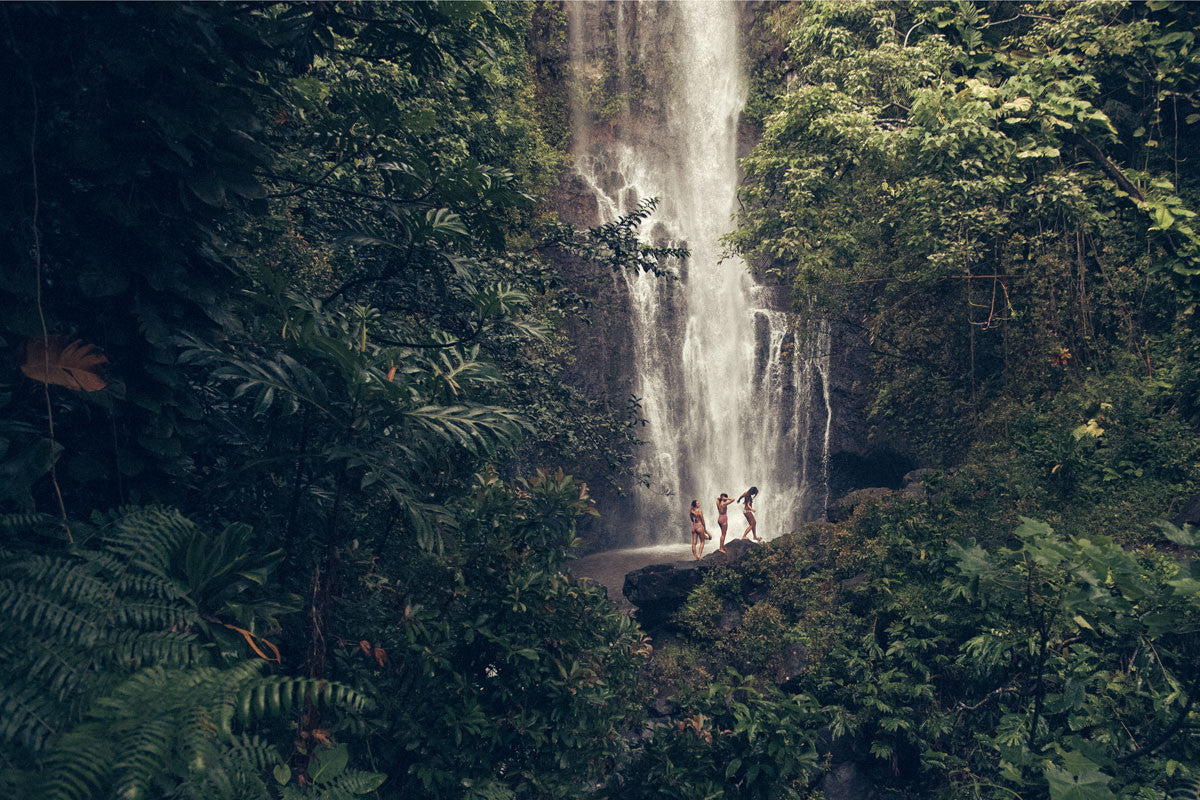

left=21, top=337, right=108, bottom=392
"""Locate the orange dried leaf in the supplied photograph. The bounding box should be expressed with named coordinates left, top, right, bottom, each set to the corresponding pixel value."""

left=373, top=647, right=388, bottom=667
left=310, top=729, right=332, bottom=747
left=223, top=622, right=281, bottom=663
left=359, top=640, right=372, bottom=655
left=21, top=336, right=108, bottom=392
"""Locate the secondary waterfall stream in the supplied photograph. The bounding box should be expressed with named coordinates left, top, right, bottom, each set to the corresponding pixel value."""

left=567, top=0, right=833, bottom=546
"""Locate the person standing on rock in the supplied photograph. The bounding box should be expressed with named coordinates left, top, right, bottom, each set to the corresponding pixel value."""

left=715, top=492, right=735, bottom=553
left=689, top=500, right=710, bottom=560
left=738, top=486, right=759, bottom=541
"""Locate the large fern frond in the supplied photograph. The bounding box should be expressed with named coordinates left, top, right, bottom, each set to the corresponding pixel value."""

left=40, top=663, right=369, bottom=800
left=102, top=506, right=204, bottom=577
left=0, top=509, right=209, bottom=762
left=1171, top=776, right=1200, bottom=800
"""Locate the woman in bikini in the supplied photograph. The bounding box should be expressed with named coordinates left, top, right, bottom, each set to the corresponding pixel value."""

left=738, top=486, right=759, bottom=542
left=689, top=500, right=710, bottom=560
left=715, top=492, right=735, bottom=553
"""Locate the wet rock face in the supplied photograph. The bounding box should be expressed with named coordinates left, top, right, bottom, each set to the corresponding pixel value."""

left=554, top=171, right=602, bottom=228
left=773, top=641, right=808, bottom=685
left=815, top=727, right=878, bottom=800
left=545, top=170, right=638, bottom=550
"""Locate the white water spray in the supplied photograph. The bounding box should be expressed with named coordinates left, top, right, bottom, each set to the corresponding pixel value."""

left=568, top=1, right=832, bottom=543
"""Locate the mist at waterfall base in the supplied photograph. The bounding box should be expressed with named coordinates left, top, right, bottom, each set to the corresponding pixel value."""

left=566, top=1, right=833, bottom=550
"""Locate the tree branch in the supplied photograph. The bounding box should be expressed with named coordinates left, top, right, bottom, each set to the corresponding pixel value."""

left=1072, top=133, right=1179, bottom=257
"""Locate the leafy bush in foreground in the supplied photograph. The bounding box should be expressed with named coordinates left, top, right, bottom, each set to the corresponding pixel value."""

left=674, top=505, right=1200, bottom=799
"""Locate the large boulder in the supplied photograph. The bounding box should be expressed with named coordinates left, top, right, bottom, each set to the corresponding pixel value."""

left=707, top=537, right=756, bottom=564
left=623, top=561, right=705, bottom=630
left=622, top=539, right=756, bottom=630
left=826, top=487, right=893, bottom=523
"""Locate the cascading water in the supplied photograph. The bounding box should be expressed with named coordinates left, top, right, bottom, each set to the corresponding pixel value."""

left=567, top=1, right=832, bottom=545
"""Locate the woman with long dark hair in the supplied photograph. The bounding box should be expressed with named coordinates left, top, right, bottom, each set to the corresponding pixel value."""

left=737, top=486, right=759, bottom=542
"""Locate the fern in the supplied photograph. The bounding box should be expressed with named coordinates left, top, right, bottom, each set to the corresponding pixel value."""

left=0, top=510, right=205, bottom=767
left=0, top=507, right=379, bottom=798
left=102, top=505, right=207, bottom=577
left=40, top=662, right=369, bottom=800
left=1172, top=777, right=1200, bottom=800
left=304, top=770, right=388, bottom=798
left=0, top=512, right=59, bottom=529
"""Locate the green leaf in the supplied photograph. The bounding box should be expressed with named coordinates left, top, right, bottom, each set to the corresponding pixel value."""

left=1015, top=517, right=1054, bottom=539
left=274, top=763, right=291, bottom=785
left=310, top=744, right=349, bottom=783
left=1158, top=522, right=1199, bottom=548
left=426, top=208, right=468, bottom=237
left=1044, top=751, right=1117, bottom=800
left=1153, top=205, right=1176, bottom=230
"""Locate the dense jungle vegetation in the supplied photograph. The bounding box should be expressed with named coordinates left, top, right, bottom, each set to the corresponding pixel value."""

left=0, top=2, right=1198, bottom=800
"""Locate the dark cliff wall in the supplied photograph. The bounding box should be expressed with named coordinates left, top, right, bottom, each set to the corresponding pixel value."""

left=548, top=172, right=641, bottom=549
left=530, top=2, right=642, bottom=548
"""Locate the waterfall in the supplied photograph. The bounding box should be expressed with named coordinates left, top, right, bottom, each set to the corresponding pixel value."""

left=567, top=1, right=832, bottom=544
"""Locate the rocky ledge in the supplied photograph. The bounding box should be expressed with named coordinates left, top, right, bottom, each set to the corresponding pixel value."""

left=622, top=538, right=756, bottom=631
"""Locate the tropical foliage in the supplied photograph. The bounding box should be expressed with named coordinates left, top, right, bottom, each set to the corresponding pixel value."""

left=0, top=2, right=668, bottom=797
left=732, top=0, right=1200, bottom=466
left=672, top=502, right=1200, bottom=799
left=2, top=2, right=1200, bottom=799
